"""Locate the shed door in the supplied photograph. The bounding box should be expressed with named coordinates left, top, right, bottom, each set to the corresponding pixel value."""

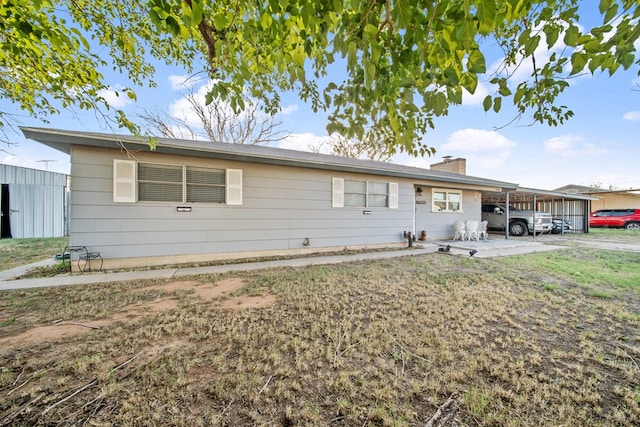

left=1, top=184, right=11, bottom=238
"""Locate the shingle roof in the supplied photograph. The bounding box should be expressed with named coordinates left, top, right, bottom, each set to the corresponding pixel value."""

left=21, top=127, right=519, bottom=190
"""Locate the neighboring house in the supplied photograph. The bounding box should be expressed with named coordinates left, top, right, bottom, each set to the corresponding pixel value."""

left=22, top=127, right=520, bottom=269
left=554, top=184, right=640, bottom=211
left=0, top=164, right=68, bottom=239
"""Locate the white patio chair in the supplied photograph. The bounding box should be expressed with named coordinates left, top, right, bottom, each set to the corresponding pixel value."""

left=453, top=220, right=466, bottom=241
left=478, top=220, right=488, bottom=241
left=465, top=219, right=479, bottom=241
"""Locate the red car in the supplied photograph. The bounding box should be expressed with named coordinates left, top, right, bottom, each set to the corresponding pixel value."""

left=589, top=209, right=640, bottom=230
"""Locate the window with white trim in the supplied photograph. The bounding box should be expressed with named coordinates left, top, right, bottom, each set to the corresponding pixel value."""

left=332, top=178, right=397, bottom=209
left=112, top=160, right=242, bottom=205
left=432, top=189, right=462, bottom=212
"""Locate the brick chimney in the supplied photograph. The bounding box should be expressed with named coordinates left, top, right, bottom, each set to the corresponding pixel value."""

left=430, top=156, right=466, bottom=175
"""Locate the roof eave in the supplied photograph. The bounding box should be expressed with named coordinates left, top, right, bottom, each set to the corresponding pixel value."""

left=21, top=127, right=519, bottom=191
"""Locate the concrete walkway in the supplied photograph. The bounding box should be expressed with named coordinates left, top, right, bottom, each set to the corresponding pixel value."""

left=0, top=238, right=573, bottom=291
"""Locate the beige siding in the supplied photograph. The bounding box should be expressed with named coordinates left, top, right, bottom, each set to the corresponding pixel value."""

left=591, top=194, right=640, bottom=211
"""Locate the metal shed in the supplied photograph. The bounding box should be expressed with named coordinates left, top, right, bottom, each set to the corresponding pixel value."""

left=0, top=164, right=68, bottom=238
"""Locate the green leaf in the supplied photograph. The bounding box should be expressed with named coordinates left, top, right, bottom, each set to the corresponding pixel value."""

left=620, top=52, right=635, bottom=69
left=524, top=35, right=540, bottom=56
left=483, top=95, right=492, bottom=112
left=564, top=25, right=580, bottom=47
left=493, top=96, right=502, bottom=113
left=590, top=25, right=612, bottom=38
left=432, top=92, right=448, bottom=116
left=392, top=0, right=412, bottom=28
left=467, top=50, right=486, bottom=73
left=477, top=0, right=496, bottom=35
left=460, top=72, right=478, bottom=94
left=213, top=12, right=228, bottom=29
left=539, top=7, right=553, bottom=22
left=604, top=4, right=619, bottom=24
left=292, top=45, right=306, bottom=67
left=165, top=16, right=181, bottom=36
left=190, top=0, right=204, bottom=25
left=588, top=54, right=603, bottom=73
left=498, top=80, right=511, bottom=96
left=570, top=52, right=588, bottom=75
left=364, top=58, right=375, bottom=89
left=347, top=42, right=357, bottom=69
left=599, top=0, right=613, bottom=15
left=543, top=25, right=560, bottom=49
left=513, top=86, right=526, bottom=104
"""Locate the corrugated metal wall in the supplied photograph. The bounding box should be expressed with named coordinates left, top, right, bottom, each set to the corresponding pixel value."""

left=0, top=164, right=68, bottom=238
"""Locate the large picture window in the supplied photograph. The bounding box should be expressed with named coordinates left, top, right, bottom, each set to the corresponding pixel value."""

left=138, top=163, right=226, bottom=203
left=432, top=189, right=462, bottom=212
left=112, top=160, right=242, bottom=205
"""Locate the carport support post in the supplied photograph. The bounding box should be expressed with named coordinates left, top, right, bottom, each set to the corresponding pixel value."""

left=532, top=193, right=537, bottom=238
left=504, top=191, right=509, bottom=240
left=561, top=197, right=565, bottom=236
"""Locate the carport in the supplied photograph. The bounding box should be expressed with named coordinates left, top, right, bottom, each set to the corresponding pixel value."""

left=482, top=187, right=598, bottom=238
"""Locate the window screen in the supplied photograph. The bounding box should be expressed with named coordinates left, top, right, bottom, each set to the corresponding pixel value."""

left=344, top=179, right=367, bottom=207
left=138, top=163, right=183, bottom=202
left=186, top=167, right=225, bottom=203
left=368, top=181, right=388, bottom=207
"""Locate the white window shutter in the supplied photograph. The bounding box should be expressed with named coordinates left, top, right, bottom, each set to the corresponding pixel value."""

left=113, top=159, right=137, bottom=203
left=332, top=178, right=344, bottom=208
left=388, top=182, right=399, bottom=209
left=226, top=169, right=243, bottom=205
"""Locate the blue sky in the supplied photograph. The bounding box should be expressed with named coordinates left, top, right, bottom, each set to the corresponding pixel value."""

left=2, top=6, right=640, bottom=191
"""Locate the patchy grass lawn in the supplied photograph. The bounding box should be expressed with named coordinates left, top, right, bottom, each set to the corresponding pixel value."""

left=0, top=245, right=639, bottom=426
left=0, top=237, right=68, bottom=271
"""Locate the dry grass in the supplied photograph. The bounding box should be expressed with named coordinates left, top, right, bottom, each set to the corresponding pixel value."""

left=0, top=246, right=639, bottom=426
left=0, top=237, right=68, bottom=271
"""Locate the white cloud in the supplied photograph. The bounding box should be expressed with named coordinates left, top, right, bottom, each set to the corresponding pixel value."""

left=403, top=157, right=431, bottom=169
left=623, top=111, right=640, bottom=121
left=278, top=132, right=332, bottom=153
left=438, top=128, right=516, bottom=173
left=461, top=81, right=490, bottom=106
left=97, top=85, right=133, bottom=109
left=168, top=74, right=200, bottom=91
left=167, top=83, right=214, bottom=129
left=442, top=129, right=516, bottom=152
left=280, top=104, right=299, bottom=115
left=166, top=81, right=297, bottom=141
left=544, top=134, right=607, bottom=157
left=2, top=154, right=69, bottom=174
left=591, top=174, right=640, bottom=190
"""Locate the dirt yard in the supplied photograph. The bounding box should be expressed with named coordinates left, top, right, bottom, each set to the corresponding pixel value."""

left=0, top=245, right=639, bottom=426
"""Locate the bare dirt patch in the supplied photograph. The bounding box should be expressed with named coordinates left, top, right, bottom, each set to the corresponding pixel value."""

left=0, top=277, right=277, bottom=349
left=0, top=319, right=111, bottom=348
